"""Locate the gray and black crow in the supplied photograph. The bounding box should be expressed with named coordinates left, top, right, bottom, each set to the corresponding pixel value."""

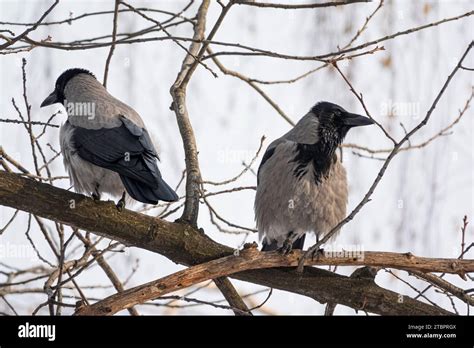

left=254, top=101, right=374, bottom=253
left=41, top=68, right=178, bottom=208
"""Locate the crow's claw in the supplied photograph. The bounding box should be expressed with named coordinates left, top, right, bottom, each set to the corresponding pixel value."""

left=278, top=238, right=293, bottom=255
left=116, top=191, right=126, bottom=212
left=92, top=193, right=101, bottom=202
left=310, top=247, right=325, bottom=261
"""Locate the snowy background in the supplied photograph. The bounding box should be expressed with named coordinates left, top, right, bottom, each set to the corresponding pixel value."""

left=0, top=0, right=473, bottom=314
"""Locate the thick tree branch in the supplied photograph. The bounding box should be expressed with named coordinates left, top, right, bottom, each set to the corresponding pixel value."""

left=74, top=246, right=265, bottom=316
left=167, top=0, right=249, bottom=315
left=0, top=171, right=461, bottom=315
left=74, top=242, right=472, bottom=315
left=170, top=0, right=210, bottom=226
left=213, top=277, right=252, bottom=316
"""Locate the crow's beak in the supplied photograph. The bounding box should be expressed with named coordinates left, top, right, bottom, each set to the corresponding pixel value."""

left=342, top=112, right=374, bottom=127
left=40, top=91, right=58, bottom=107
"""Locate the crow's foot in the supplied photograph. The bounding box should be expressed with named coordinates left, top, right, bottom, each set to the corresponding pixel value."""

left=116, top=191, right=126, bottom=212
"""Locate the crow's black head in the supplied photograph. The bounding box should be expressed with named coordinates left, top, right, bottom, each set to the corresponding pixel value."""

left=311, top=101, right=374, bottom=146
left=290, top=102, right=374, bottom=183
left=40, top=68, right=96, bottom=107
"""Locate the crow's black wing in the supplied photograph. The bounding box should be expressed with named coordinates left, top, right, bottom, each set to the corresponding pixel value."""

left=73, top=116, right=178, bottom=203
left=257, top=147, right=276, bottom=185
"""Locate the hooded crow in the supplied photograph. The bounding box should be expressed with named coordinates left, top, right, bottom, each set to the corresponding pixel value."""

left=255, top=101, right=374, bottom=253
left=41, top=68, right=178, bottom=208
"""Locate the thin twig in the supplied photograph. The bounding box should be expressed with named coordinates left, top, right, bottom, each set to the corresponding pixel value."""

left=0, top=0, right=59, bottom=50
left=234, top=0, right=370, bottom=9
left=103, top=0, right=120, bottom=87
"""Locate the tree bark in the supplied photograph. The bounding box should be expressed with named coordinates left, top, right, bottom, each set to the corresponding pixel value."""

left=0, top=171, right=456, bottom=315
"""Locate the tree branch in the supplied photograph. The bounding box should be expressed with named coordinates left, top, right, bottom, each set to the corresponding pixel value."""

left=0, top=171, right=461, bottom=315
left=0, top=0, right=59, bottom=50
left=233, top=0, right=370, bottom=9
left=163, top=1, right=249, bottom=315
left=210, top=277, right=252, bottom=316
left=170, top=0, right=211, bottom=226
left=102, top=0, right=120, bottom=87
left=74, top=241, right=471, bottom=315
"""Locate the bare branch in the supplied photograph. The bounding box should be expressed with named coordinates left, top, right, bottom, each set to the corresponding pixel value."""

left=208, top=48, right=295, bottom=125
left=0, top=171, right=454, bottom=315
left=332, top=62, right=396, bottom=144
left=170, top=0, right=211, bottom=226
left=234, top=0, right=370, bottom=9
left=409, top=271, right=474, bottom=307
left=102, top=0, right=120, bottom=87
left=75, top=243, right=469, bottom=315
left=0, top=118, right=59, bottom=128
left=213, top=277, right=252, bottom=316
left=0, top=0, right=59, bottom=50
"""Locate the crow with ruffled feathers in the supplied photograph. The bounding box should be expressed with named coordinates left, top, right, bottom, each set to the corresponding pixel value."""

left=255, top=101, right=374, bottom=253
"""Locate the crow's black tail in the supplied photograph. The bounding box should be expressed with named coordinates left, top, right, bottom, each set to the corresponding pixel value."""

left=292, top=234, right=306, bottom=250
left=261, top=234, right=306, bottom=251
left=120, top=175, right=178, bottom=204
